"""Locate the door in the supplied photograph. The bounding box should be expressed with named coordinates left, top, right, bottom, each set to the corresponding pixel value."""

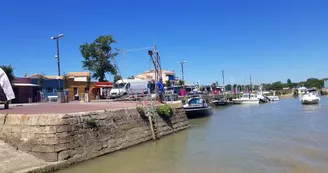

left=74, top=87, right=79, bottom=100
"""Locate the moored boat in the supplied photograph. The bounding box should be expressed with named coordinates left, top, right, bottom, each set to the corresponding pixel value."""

left=183, top=96, right=213, bottom=119
left=232, top=93, right=260, bottom=104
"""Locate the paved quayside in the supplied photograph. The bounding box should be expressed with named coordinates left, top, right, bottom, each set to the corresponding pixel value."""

left=0, top=140, right=48, bottom=173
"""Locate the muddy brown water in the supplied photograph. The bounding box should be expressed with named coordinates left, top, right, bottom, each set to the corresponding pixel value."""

left=56, top=97, right=328, bottom=173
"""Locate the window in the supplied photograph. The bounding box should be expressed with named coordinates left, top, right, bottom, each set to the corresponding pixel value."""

left=46, top=88, right=54, bottom=93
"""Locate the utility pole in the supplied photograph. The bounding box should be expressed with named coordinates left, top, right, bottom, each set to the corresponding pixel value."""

left=178, top=61, right=187, bottom=82
left=249, top=75, right=252, bottom=93
left=51, top=34, right=64, bottom=103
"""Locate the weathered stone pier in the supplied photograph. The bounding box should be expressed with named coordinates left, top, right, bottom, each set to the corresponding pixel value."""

left=0, top=102, right=189, bottom=173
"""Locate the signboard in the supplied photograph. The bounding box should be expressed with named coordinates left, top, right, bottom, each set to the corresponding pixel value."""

left=74, top=77, right=87, bottom=82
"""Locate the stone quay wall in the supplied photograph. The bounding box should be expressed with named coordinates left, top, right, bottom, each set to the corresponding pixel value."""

left=0, top=106, right=189, bottom=163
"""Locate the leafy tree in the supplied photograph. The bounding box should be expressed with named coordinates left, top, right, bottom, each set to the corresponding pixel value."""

left=127, top=75, right=134, bottom=79
left=80, top=35, right=119, bottom=82
left=165, top=80, right=172, bottom=87
left=271, top=81, right=283, bottom=90
left=178, top=80, right=185, bottom=86
left=304, top=78, right=323, bottom=89
left=62, top=73, right=70, bottom=89
left=114, top=75, right=121, bottom=83
left=0, top=65, right=15, bottom=84
left=286, top=79, right=293, bottom=88
left=85, top=76, right=91, bottom=93
left=225, top=84, right=232, bottom=91
left=37, top=75, right=45, bottom=90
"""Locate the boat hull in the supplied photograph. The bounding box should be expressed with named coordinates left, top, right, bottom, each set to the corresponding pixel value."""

left=212, top=100, right=229, bottom=106
left=232, top=99, right=259, bottom=104
left=301, top=98, right=320, bottom=105
left=184, top=107, right=213, bottom=119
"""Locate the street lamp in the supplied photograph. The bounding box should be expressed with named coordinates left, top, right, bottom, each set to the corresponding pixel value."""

left=50, top=34, right=64, bottom=102
left=178, top=61, right=187, bottom=82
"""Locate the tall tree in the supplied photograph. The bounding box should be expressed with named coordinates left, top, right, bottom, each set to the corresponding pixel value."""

left=85, top=76, right=91, bottom=93
left=178, top=80, right=185, bottom=86
left=62, top=73, right=70, bottom=89
left=37, top=75, right=45, bottom=91
left=225, top=84, right=232, bottom=91
left=114, top=75, right=121, bottom=83
left=0, top=65, right=15, bottom=84
left=80, top=35, right=119, bottom=82
left=165, top=80, right=172, bottom=87
left=287, top=79, right=292, bottom=88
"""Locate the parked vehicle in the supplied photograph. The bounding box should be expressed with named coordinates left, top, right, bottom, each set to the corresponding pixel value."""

left=109, top=79, right=148, bottom=98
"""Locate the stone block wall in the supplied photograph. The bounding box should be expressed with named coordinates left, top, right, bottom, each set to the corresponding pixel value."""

left=0, top=107, right=189, bottom=162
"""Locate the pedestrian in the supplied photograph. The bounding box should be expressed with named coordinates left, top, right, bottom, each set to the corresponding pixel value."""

left=156, top=78, right=164, bottom=103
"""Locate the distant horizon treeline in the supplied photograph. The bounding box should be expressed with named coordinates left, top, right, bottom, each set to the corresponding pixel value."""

left=215, top=78, right=326, bottom=91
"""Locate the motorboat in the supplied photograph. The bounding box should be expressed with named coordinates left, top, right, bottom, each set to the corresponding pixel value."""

left=256, top=93, right=270, bottom=103
left=300, top=89, right=320, bottom=105
left=267, top=96, right=280, bottom=101
left=183, top=96, right=213, bottom=119
left=212, top=97, right=233, bottom=106
left=298, top=87, right=307, bottom=95
left=232, top=93, right=260, bottom=104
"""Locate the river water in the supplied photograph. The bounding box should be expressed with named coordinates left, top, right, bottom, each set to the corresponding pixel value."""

left=57, top=97, right=328, bottom=173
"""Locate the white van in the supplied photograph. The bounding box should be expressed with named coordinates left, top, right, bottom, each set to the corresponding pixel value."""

left=109, top=79, right=148, bottom=98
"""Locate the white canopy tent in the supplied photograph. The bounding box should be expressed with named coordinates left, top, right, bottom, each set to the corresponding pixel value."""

left=0, top=68, right=15, bottom=101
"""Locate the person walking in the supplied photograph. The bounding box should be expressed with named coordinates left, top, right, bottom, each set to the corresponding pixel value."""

left=156, top=78, right=164, bottom=103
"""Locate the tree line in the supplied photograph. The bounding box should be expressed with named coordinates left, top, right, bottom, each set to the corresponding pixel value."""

left=222, top=78, right=325, bottom=91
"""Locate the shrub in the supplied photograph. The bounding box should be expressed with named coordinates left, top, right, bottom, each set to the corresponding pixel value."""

left=136, top=106, right=147, bottom=117
left=85, top=116, right=97, bottom=128
left=156, top=104, right=173, bottom=117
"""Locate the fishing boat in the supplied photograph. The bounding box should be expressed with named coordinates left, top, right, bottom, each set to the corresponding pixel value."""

left=232, top=93, right=260, bottom=104
left=300, top=88, right=320, bottom=105
left=183, top=96, right=213, bottom=119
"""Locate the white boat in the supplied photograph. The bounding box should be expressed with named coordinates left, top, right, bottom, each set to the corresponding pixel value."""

left=267, top=96, right=280, bottom=101
left=300, top=89, right=320, bottom=105
left=298, top=87, right=307, bottom=95
left=232, top=93, right=260, bottom=104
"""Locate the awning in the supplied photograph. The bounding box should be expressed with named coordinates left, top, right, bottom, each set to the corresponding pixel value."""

left=13, top=83, right=39, bottom=87
left=95, top=84, right=113, bottom=87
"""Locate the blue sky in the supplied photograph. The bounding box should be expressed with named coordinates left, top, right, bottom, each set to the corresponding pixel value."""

left=1, top=0, right=328, bottom=85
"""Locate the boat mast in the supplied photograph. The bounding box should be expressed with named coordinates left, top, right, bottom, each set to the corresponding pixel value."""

left=222, top=70, right=225, bottom=94
left=249, top=75, right=252, bottom=93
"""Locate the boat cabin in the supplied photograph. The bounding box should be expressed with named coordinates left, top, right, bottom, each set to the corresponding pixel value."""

left=241, top=93, right=258, bottom=99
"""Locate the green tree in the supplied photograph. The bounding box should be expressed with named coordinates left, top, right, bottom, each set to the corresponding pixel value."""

left=0, top=65, right=15, bottom=84
left=287, top=79, right=292, bottom=88
left=178, top=80, right=185, bottom=86
left=114, top=75, right=121, bottom=83
left=165, top=80, right=172, bottom=87
left=127, top=75, right=134, bottom=79
left=225, top=84, right=232, bottom=91
left=80, top=35, right=119, bottom=82
left=271, top=81, right=283, bottom=90
left=85, top=76, right=91, bottom=93
left=62, top=73, right=70, bottom=89
left=304, top=78, right=323, bottom=88
left=37, top=75, right=45, bottom=91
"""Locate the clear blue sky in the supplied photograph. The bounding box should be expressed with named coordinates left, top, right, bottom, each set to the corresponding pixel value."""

left=1, top=0, right=328, bottom=85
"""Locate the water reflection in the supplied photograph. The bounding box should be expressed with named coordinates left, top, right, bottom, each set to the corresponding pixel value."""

left=57, top=99, right=328, bottom=173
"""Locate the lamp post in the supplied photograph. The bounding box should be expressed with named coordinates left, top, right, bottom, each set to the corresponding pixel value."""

left=178, top=61, right=187, bottom=82
left=51, top=34, right=64, bottom=102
